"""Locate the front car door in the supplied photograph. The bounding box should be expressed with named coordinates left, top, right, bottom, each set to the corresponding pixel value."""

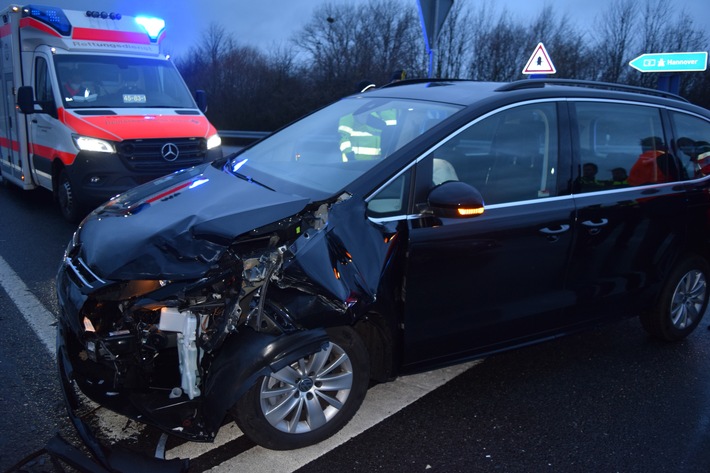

left=27, top=51, right=60, bottom=189
left=395, top=101, right=578, bottom=369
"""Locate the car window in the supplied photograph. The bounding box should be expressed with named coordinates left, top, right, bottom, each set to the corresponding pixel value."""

left=54, top=54, right=196, bottom=109
left=670, top=112, right=710, bottom=179
left=233, top=97, right=461, bottom=198
left=572, top=102, right=684, bottom=192
left=366, top=170, right=411, bottom=218
left=35, top=56, right=54, bottom=103
left=423, top=102, right=559, bottom=205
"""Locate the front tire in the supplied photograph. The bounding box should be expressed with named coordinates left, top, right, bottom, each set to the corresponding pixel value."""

left=640, top=254, right=709, bottom=341
left=233, top=326, right=370, bottom=450
left=56, top=169, right=83, bottom=223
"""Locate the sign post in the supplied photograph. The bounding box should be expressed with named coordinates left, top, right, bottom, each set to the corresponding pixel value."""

left=417, top=0, right=454, bottom=78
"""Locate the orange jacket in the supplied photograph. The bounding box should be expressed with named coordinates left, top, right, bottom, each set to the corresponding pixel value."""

left=627, top=150, right=668, bottom=185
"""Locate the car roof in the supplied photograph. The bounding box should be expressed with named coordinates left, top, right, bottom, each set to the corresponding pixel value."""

left=362, top=80, right=502, bottom=105
left=361, top=78, right=709, bottom=116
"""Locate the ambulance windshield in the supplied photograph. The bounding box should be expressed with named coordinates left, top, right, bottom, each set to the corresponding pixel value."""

left=54, top=55, right=196, bottom=109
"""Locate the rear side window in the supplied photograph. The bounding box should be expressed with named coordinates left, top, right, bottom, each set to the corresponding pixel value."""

left=671, top=112, right=710, bottom=178
left=572, top=102, right=685, bottom=192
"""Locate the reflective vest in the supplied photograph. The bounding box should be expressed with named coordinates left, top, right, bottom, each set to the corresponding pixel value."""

left=338, top=109, right=397, bottom=161
left=339, top=114, right=381, bottom=161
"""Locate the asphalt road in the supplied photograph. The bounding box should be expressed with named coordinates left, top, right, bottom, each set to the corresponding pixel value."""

left=2, top=172, right=710, bottom=473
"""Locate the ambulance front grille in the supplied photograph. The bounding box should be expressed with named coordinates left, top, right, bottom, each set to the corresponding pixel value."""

left=117, top=138, right=208, bottom=173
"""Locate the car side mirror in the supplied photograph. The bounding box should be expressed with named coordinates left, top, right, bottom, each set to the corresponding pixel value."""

left=427, top=181, right=485, bottom=218
left=16, top=86, right=36, bottom=114
left=195, top=89, right=208, bottom=113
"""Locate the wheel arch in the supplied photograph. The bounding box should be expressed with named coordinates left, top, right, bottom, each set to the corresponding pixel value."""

left=201, top=327, right=329, bottom=435
left=353, top=311, right=400, bottom=383
left=640, top=251, right=710, bottom=341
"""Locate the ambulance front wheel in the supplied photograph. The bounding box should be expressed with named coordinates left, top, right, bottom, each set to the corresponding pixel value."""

left=56, top=169, right=84, bottom=223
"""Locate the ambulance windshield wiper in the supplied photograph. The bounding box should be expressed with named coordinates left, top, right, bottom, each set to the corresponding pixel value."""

left=228, top=158, right=274, bottom=191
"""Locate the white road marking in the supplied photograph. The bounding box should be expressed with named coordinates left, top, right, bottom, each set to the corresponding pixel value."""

left=0, top=255, right=56, bottom=355
left=166, top=360, right=481, bottom=472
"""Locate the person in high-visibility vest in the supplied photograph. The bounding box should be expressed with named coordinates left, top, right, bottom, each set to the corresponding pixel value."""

left=338, top=73, right=406, bottom=162
left=339, top=108, right=398, bottom=161
left=338, top=113, right=383, bottom=161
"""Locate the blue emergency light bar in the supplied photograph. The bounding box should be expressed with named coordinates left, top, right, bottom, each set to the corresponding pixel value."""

left=135, top=16, right=165, bottom=41
left=20, top=5, right=164, bottom=42
left=22, top=4, right=72, bottom=36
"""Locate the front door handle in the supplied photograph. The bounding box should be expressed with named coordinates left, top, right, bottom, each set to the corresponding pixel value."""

left=539, top=224, right=570, bottom=235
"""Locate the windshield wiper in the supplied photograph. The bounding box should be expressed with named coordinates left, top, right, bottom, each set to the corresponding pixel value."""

left=233, top=172, right=274, bottom=191
left=226, top=158, right=274, bottom=191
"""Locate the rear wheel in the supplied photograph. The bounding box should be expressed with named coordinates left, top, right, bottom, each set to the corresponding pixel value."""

left=640, top=255, right=709, bottom=341
left=56, top=169, right=83, bottom=223
left=233, top=326, right=370, bottom=450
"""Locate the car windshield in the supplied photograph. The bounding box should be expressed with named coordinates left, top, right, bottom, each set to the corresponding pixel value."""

left=227, top=96, right=462, bottom=197
left=54, top=54, right=197, bottom=109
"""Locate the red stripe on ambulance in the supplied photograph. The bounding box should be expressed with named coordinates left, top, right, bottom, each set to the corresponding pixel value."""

left=18, top=17, right=62, bottom=37
left=72, top=27, right=152, bottom=44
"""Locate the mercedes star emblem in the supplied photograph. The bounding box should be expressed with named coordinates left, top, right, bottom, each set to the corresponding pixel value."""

left=161, top=142, right=179, bottom=162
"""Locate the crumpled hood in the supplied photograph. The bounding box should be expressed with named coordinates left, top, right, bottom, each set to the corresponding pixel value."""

left=76, top=163, right=309, bottom=280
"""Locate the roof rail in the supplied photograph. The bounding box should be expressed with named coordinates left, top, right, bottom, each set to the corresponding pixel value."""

left=378, top=78, right=464, bottom=89
left=496, top=78, right=689, bottom=102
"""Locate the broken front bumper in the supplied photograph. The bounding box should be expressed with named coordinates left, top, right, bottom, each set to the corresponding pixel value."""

left=55, top=307, right=331, bottom=472
left=55, top=319, right=190, bottom=473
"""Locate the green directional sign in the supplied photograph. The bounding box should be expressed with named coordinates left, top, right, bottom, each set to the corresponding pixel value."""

left=629, top=52, right=708, bottom=73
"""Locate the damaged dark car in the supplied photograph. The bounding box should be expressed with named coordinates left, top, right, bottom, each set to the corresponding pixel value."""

left=56, top=78, right=710, bottom=470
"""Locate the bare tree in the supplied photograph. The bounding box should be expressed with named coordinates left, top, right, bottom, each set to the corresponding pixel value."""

left=467, top=5, right=528, bottom=81
left=293, top=0, right=422, bottom=98
left=177, top=23, right=288, bottom=130
left=356, top=0, right=423, bottom=80
left=591, top=0, right=639, bottom=82
left=174, top=0, right=710, bottom=133
left=435, top=1, right=471, bottom=78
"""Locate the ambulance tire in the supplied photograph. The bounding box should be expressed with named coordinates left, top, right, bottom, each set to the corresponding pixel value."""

left=56, top=169, right=84, bottom=223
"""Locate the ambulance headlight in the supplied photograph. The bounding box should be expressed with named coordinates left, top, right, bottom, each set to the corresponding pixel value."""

left=206, top=134, right=221, bottom=150
left=73, top=135, right=116, bottom=153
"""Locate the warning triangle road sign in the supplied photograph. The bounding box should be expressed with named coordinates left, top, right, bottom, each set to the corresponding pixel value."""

left=523, top=42, right=556, bottom=74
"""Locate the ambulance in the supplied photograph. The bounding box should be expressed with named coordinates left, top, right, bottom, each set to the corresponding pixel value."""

left=0, top=4, right=222, bottom=221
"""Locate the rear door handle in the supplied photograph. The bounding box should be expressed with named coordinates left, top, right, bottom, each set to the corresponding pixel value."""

left=582, top=219, right=609, bottom=227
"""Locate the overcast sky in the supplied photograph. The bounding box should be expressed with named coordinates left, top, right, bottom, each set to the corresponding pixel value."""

left=30, top=0, right=710, bottom=58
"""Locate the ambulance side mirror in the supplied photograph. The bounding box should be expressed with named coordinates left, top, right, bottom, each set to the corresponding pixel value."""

left=17, top=86, right=36, bottom=114
left=195, top=89, right=207, bottom=113
left=16, top=85, right=56, bottom=117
